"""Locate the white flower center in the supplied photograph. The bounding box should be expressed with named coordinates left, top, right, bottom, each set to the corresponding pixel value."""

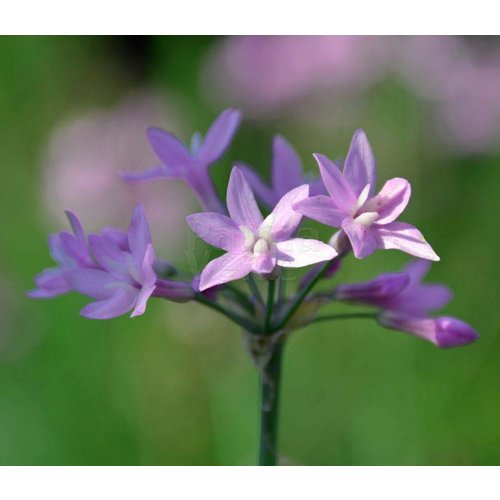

left=354, top=211, right=379, bottom=227
left=239, top=214, right=275, bottom=257
left=352, top=184, right=379, bottom=227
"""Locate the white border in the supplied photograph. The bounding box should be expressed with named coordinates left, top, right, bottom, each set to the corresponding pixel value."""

left=0, top=466, right=499, bottom=499
left=0, top=1, right=498, bottom=34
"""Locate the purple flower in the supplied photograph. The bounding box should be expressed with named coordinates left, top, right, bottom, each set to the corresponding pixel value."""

left=293, top=129, right=439, bottom=261
left=379, top=315, right=479, bottom=349
left=30, top=206, right=194, bottom=319
left=187, top=167, right=337, bottom=291
left=336, top=259, right=451, bottom=316
left=239, top=135, right=325, bottom=209
left=28, top=211, right=95, bottom=298
left=336, top=259, right=478, bottom=348
left=122, top=108, right=241, bottom=213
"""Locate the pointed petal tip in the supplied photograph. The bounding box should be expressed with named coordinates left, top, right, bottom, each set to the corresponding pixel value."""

left=225, top=107, right=242, bottom=120
left=132, top=203, right=146, bottom=218
left=353, top=128, right=368, bottom=138
left=130, top=308, right=146, bottom=318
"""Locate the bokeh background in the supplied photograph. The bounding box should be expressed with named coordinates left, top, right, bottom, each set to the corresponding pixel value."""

left=1, top=36, right=499, bottom=465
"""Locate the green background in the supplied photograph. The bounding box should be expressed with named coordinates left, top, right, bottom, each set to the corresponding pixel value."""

left=0, top=36, right=498, bottom=465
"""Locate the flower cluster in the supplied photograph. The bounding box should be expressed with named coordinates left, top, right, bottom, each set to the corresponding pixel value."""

left=29, top=206, right=193, bottom=319
left=334, top=260, right=478, bottom=348
left=30, top=109, right=478, bottom=349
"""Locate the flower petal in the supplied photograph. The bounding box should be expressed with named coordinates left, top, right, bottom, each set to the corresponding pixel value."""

left=394, top=283, right=453, bottom=316
left=308, top=176, right=327, bottom=197
left=313, top=153, right=356, bottom=214
left=59, top=232, right=92, bottom=267
left=376, top=221, right=440, bottom=261
left=120, top=165, right=177, bottom=182
left=154, top=279, right=194, bottom=302
left=361, top=178, right=411, bottom=225
left=341, top=218, right=380, bottom=259
left=128, top=205, right=152, bottom=266
left=197, top=108, right=241, bottom=165
left=239, top=164, right=277, bottom=208
left=434, top=317, right=479, bottom=348
left=64, top=268, right=118, bottom=300
left=343, top=129, right=377, bottom=196
left=226, top=167, right=263, bottom=231
left=80, top=288, right=137, bottom=320
left=293, top=195, right=345, bottom=228
left=130, top=284, right=156, bottom=317
left=275, top=238, right=337, bottom=268
left=252, top=253, right=276, bottom=275
left=271, top=135, right=303, bottom=194
left=140, top=243, right=157, bottom=288
left=186, top=212, right=244, bottom=251
left=147, top=127, right=191, bottom=171
left=402, top=259, right=431, bottom=284
left=101, top=227, right=129, bottom=251
left=48, top=233, right=72, bottom=267
left=335, top=272, right=410, bottom=303
left=28, top=268, right=70, bottom=298
left=270, top=184, right=309, bottom=241
left=65, top=210, right=86, bottom=245
left=199, top=252, right=253, bottom=291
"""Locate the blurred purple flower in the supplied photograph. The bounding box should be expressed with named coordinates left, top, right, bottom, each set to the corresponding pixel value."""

left=335, top=260, right=451, bottom=315
left=123, top=108, right=241, bottom=213
left=187, top=167, right=337, bottom=291
left=294, top=129, right=439, bottom=261
left=335, top=259, right=478, bottom=348
left=31, top=206, right=194, bottom=319
left=44, top=90, right=193, bottom=256
left=239, top=135, right=325, bottom=209
left=28, top=211, right=95, bottom=298
left=203, top=36, right=389, bottom=118
left=205, top=36, right=500, bottom=153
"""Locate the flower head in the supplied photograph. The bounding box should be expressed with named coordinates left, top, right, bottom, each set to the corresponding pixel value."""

left=30, top=206, right=193, bottom=319
left=239, top=135, right=325, bottom=209
left=187, top=167, right=337, bottom=291
left=122, top=108, right=241, bottom=213
left=336, top=259, right=451, bottom=316
left=335, top=259, right=478, bottom=348
left=28, top=211, right=95, bottom=298
left=294, top=129, right=439, bottom=261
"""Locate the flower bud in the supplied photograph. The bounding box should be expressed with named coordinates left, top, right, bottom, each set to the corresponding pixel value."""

left=379, top=313, right=479, bottom=348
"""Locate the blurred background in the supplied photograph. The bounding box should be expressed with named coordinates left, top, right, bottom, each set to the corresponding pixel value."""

left=0, top=36, right=499, bottom=465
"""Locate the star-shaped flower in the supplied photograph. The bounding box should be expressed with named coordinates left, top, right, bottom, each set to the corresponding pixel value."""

left=294, top=129, right=439, bottom=261
left=187, top=167, right=337, bottom=291
left=123, top=108, right=241, bottom=213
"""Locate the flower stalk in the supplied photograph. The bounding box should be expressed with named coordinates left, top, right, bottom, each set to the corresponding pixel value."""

left=259, top=339, right=284, bottom=466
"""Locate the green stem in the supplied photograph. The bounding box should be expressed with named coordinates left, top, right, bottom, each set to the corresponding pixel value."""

left=277, top=272, right=287, bottom=304
left=312, top=312, right=378, bottom=324
left=274, top=260, right=332, bottom=332
left=265, top=279, right=276, bottom=332
left=247, top=275, right=265, bottom=308
left=194, top=294, right=261, bottom=334
left=259, top=341, right=284, bottom=466
left=222, top=284, right=255, bottom=315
